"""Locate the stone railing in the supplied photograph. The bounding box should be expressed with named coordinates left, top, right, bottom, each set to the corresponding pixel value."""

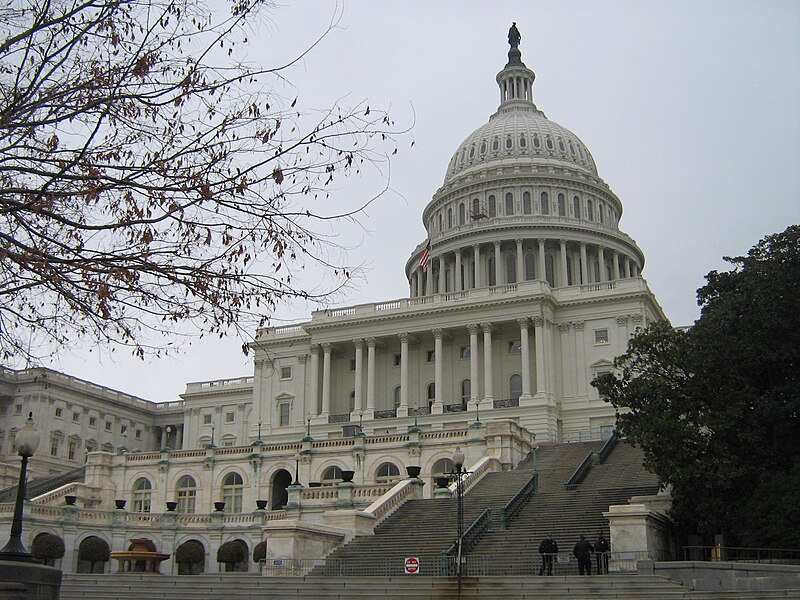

left=450, top=455, right=501, bottom=496
left=365, top=478, right=421, bottom=527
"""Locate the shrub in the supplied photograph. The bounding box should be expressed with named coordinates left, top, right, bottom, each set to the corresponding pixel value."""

left=252, top=541, right=267, bottom=563
left=217, top=540, right=246, bottom=572
left=31, top=533, right=65, bottom=566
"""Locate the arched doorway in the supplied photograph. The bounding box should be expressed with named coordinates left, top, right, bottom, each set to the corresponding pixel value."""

left=270, top=469, right=292, bottom=509
left=77, top=536, right=110, bottom=573
left=175, top=539, right=205, bottom=574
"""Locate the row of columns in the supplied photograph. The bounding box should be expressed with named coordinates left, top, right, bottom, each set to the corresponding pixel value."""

left=411, top=239, right=639, bottom=297
left=306, top=317, right=556, bottom=418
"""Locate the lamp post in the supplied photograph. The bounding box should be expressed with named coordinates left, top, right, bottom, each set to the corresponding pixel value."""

left=0, top=413, right=40, bottom=561
left=292, top=452, right=301, bottom=486
left=452, top=447, right=466, bottom=584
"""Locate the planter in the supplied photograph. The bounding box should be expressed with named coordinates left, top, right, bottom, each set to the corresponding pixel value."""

left=255, top=500, right=267, bottom=510
left=435, top=476, right=450, bottom=489
left=340, top=470, right=355, bottom=483
left=308, top=482, right=322, bottom=488
left=406, top=466, right=422, bottom=479
left=115, top=499, right=127, bottom=510
left=64, top=495, right=77, bottom=506
left=165, top=501, right=177, bottom=512
left=213, top=501, right=226, bottom=512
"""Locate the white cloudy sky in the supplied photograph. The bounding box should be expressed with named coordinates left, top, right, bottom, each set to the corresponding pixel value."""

left=43, top=0, right=800, bottom=401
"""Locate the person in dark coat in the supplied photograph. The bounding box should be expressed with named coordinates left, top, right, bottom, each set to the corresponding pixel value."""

left=538, top=534, right=558, bottom=575
left=573, top=534, right=594, bottom=575
left=595, top=532, right=610, bottom=574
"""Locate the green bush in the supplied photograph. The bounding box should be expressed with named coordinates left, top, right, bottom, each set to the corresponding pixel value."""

left=31, top=533, right=65, bottom=566
left=175, top=540, right=205, bottom=566
left=217, top=540, right=246, bottom=572
left=252, top=541, right=267, bottom=563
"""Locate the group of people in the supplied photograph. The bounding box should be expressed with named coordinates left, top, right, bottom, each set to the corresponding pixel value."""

left=538, top=532, right=610, bottom=576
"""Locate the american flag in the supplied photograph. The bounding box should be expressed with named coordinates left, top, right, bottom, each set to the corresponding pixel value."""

left=418, top=240, right=431, bottom=272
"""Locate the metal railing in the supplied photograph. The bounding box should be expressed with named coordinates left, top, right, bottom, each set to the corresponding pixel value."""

left=257, top=552, right=656, bottom=578
left=596, top=429, right=619, bottom=464
left=682, top=546, right=800, bottom=564
left=443, top=507, right=492, bottom=556
left=500, top=473, right=538, bottom=529
left=563, top=451, right=594, bottom=490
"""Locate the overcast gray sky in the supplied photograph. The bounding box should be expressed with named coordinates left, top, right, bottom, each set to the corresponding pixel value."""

left=45, top=0, right=800, bottom=402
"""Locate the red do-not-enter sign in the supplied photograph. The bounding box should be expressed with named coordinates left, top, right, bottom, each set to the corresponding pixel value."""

left=404, top=556, right=420, bottom=574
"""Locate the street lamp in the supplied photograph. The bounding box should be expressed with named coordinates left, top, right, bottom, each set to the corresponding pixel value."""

left=452, top=447, right=466, bottom=582
left=0, top=413, right=40, bottom=561
left=292, top=451, right=302, bottom=486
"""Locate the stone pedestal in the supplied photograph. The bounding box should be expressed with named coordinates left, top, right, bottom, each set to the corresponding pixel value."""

left=0, top=561, right=61, bottom=600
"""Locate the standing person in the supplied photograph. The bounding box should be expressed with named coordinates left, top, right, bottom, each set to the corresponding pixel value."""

left=538, top=534, right=557, bottom=575
left=573, top=534, right=594, bottom=575
left=595, top=532, right=610, bottom=574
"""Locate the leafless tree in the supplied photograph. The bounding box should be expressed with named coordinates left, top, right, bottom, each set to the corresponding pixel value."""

left=0, top=0, right=401, bottom=362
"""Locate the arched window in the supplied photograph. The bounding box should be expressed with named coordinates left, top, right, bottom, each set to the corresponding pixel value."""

left=587, top=199, right=594, bottom=221
left=594, top=260, right=601, bottom=282
left=222, top=472, right=244, bottom=514
left=506, top=254, right=516, bottom=284
left=321, top=466, right=343, bottom=486
left=375, top=462, right=401, bottom=484
left=432, top=458, right=455, bottom=479
left=540, top=192, right=550, bottom=215
left=393, top=386, right=401, bottom=409
left=472, top=198, right=480, bottom=216
left=545, top=254, right=555, bottom=287
left=505, top=193, right=514, bottom=215
left=448, top=208, right=453, bottom=228
left=558, top=193, right=566, bottom=217
left=558, top=139, right=565, bottom=152
left=524, top=253, right=536, bottom=280
left=572, top=196, right=580, bottom=219
left=458, top=203, right=465, bottom=225
left=598, top=203, right=605, bottom=224
left=176, top=475, right=197, bottom=514
left=438, top=213, right=443, bottom=232
left=460, top=379, right=471, bottom=404
left=546, top=136, right=554, bottom=150
left=566, top=256, right=574, bottom=286
left=510, top=374, right=522, bottom=401
left=488, top=257, right=496, bottom=287
left=505, top=136, right=513, bottom=149
left=488, top=195, right=496, bottom=217
left=469, top=144, right=475, bottom=159
left=349, top=390, right=356, bottom=412
left=533, top=134, right=541, bottom=149
left=492, top=137, right=499, bottom=152
left=426, top=382, right=436, bottom=406
left=523, top=191, right=532, bottom=214
left=132, top=477, right=152, bottom=513
left=519, top=134, right=526, bottom=148
left=480, top=140, right=487, bottom=155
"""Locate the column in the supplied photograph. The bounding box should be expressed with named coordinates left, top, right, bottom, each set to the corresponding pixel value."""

left=623, top=256, right=631, bottom=279
left=559, top=322, right=571, bottom=400
left=616, top=315, right=630, bottom=342
left=612, top=250, right=620, bottom=281
left=559, top=240, right=568, bottom=287
left=538, top=239, right=546, bottom=283
left=580, top=242, right=588, bottom=285
left=533, top=316, right=546, bottom=398
left=432, top=328, right=444, bottom=413
left=574, top=321, right=587, bottom=397
left=426, top=259, right=434, bottom=296
left=366, top=337, right=376, bottom=414
left=494, top=241, right=503, bottom=285
left=455, top=250, right=462, bottom=292
left=472, top=244, right=481, bottom=288
left=518, top=318, right=532, bottom=400
left=160, top=427, right=167, bottom=449
left=482, top=323, right=494, bottom=402
left=515, top=239, right=524, bottom=283
left=310, top=345, right=320, bottom=416
left=438, top=255, right=446, bottom=294
left=297, top=355, right=308, bottom=425
left=468, top=324, right=480, bottom=402
left=321, top=343, right=332, bottom=416
left=546, top=318, right=557, bottom=401
left=398, top=333, right=409, bottom=416
left=410, top=274, right=417, bottom=297
left=353, top=338, right=363, bottom=414
left=598, top=246, right=607, bottom=283
left=416, top=268, right=425, bottom=296
left=177, top=424, right=184, bottom=450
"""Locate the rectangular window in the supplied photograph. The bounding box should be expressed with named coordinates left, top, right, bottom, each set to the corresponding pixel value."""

left=349, top=359, right=356, bottom=371
left=72, top=411, right=80, bottom=422
left=279, top=403, right=290, bottom=427
left=120, top=424, right=127, bottom=435
left=280, top=366, right=292, bottom=380
left=135, top=429, right=142, bottom=440
left=596, top=371, right=611, bottom=399
left=105, top=421, right=112, bottom=431
left=55, top=407, right=63, bottom=418
left=50, top=439, right=59, bottom=457
left=426, top=350, right=435, bottom=363
left=89, top=416, right=97, bottom=427
left=460, top=346, right=470, bottom=359
left=226, top=411, right=235, bottom=423
left=508, top=340, right=522, bottom=353
left=203, top=414, right=212, bottom=425
left=14, top=404, right=22, bottom=415
left=222, top=438, right=234, bottom=447
left=68, top=441, right=77, bottom=460
left=594, top=329, right=609, bottom=344
left=393, top=354, right=401, bottom=367
left=600, top=425, right=615, bottom=440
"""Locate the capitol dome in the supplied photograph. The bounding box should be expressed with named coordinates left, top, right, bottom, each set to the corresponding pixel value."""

left=405, top=31, right=646, bottom=299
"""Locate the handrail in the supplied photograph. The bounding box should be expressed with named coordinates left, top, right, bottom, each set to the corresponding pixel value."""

left=563, top=452, right=594, bottom=490
left=500, top=473, right=538, bottom=529
left=597, top=430, right=619, bottom=464
left=444, top=507, right=492, bottom=556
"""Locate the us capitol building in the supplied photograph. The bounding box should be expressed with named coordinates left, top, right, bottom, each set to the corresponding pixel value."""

left=0, top=30, right=665, bottom=574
